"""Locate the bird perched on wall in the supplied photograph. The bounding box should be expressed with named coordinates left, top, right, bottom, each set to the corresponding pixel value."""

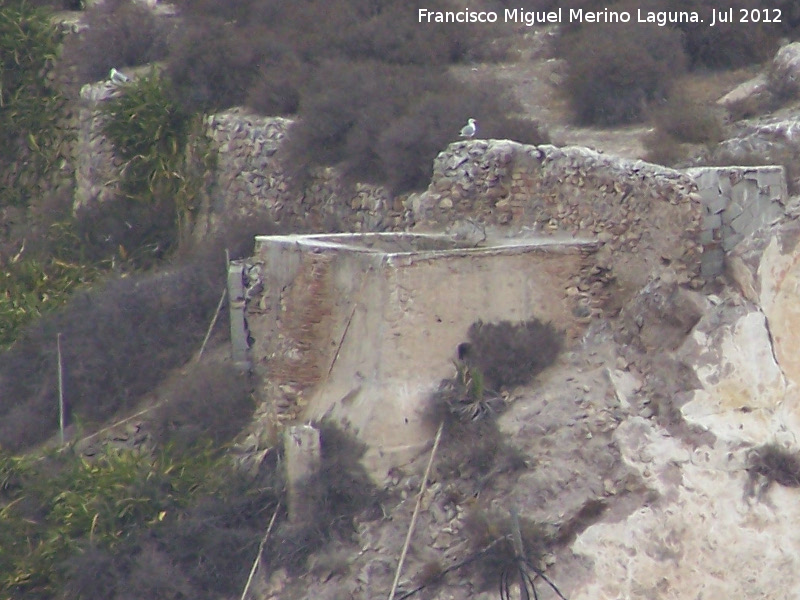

left=460, top=118, right=477, bottom=138
left=109, top=68, right=130, bottom=85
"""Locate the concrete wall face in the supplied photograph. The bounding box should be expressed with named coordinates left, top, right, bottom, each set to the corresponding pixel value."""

left=687, top=166, right=787, bottom=278
left=237, top=233, right=598, bottom=474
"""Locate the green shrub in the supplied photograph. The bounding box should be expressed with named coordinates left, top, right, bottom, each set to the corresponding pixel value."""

left=0, top=1, right=66, bottom=208
left=100, top=73, right=212, bottom=264
left=0, top=442, right=280, bottom=600
left=0, top=255, right=100, bottom=349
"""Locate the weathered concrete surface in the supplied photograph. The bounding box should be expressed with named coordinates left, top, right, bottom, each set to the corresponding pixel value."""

left=284, top=425, right=321, bottom=524
left=240, top=232, right=599, bottom=475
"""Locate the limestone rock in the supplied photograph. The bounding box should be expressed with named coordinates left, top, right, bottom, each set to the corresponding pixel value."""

left=769, top=42, right=800, bottom=99
left=619, top=272, right=709, bottom=353
left=717, top=73, right=769, bottom=109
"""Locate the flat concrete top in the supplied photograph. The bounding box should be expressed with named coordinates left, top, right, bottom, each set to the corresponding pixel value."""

left=253, top=232, right=598, bottom=259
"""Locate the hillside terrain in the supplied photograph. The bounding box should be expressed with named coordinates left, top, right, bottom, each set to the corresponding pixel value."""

left=1, top=1, right=800, bottom=599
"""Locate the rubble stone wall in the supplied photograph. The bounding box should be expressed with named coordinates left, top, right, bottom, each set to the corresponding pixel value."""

left=203, top=109, right=407, bottom=232
left=413, top=140, right=704, bottom=291
left=74, top=80, right=122, bottom=209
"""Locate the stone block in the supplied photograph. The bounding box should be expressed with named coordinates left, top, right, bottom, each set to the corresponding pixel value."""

left=722, top=231, right=744, bottom=252
left=704, top=212, right=722, bottom=230
left=227, top=262, right=250, bottom=368
left=701, top=248, right=725, bottom=278
left=724, top=201, right=745, bottom=222
left=700, top=229, right=717, bottom=245
left=704, top=191, right=728, bottom=215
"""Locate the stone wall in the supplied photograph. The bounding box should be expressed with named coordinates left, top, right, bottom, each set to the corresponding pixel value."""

left=686, top=166, right=788, bottom=278
left=413, top=140, right=704, bottom=292
left=203, top=109, right=407, bottom=232
left=74, top=79, right=123, bottom=209
left=71, top=91, right=790, bottom=287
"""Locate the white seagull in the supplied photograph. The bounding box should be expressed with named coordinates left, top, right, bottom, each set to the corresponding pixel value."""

left=460, top=118, right=477, bottom=138
left=109, top=68, right=130, bottom=85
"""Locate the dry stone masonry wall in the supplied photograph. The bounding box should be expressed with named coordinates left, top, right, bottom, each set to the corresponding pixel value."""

left=204, top=109, right=407, bottom=232
left=74, top=81, right=122, bottom=209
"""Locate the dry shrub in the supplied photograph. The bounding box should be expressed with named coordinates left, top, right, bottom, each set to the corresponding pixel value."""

left=58, top=0, right=171, bottom=87
left=165, top=18, right=264, bottom=114
left=244, top=46, right=306, bottom=116
left=461, top=508, right=550, bottom=592
left=154, top=483, right=280, bottom=595
left=284, top=61, right=547, bottom=193
left=650, top=93, right=725, bottom=145
left=73, top=194, right=179, bottom=269
left=424, top=376, right=527, bottom=485
left=148, top=360, right=254, bottom=451
left=339, top=0, right=507, bottom=65
left=747, top=443, right=800, bottom=498
left=644, top=92, right=725, bottom=165
left=561, top=21, right=686, bottom=125
left=0, top=211, right=276, bottom=451
left=465, top=319, right=563, bottom=391
left=643, top=128, right=689, bottom=166
left=116, top=545, right=196, bottom=600
left=674, top=0, right=782, bottom=70
left=0, top=260, right=222, bottom=450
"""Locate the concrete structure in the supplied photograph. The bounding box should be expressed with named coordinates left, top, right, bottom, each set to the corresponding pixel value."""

left=234, top=232, right=599, bottom=474
left=284, top=425, right=322, bottom=524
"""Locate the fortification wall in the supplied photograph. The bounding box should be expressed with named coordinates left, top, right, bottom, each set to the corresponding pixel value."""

left=71, top=91, right=789, bottom=285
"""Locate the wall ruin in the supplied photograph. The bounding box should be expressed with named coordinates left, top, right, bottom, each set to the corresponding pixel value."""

left=235, top=232, right=599, bottom=472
